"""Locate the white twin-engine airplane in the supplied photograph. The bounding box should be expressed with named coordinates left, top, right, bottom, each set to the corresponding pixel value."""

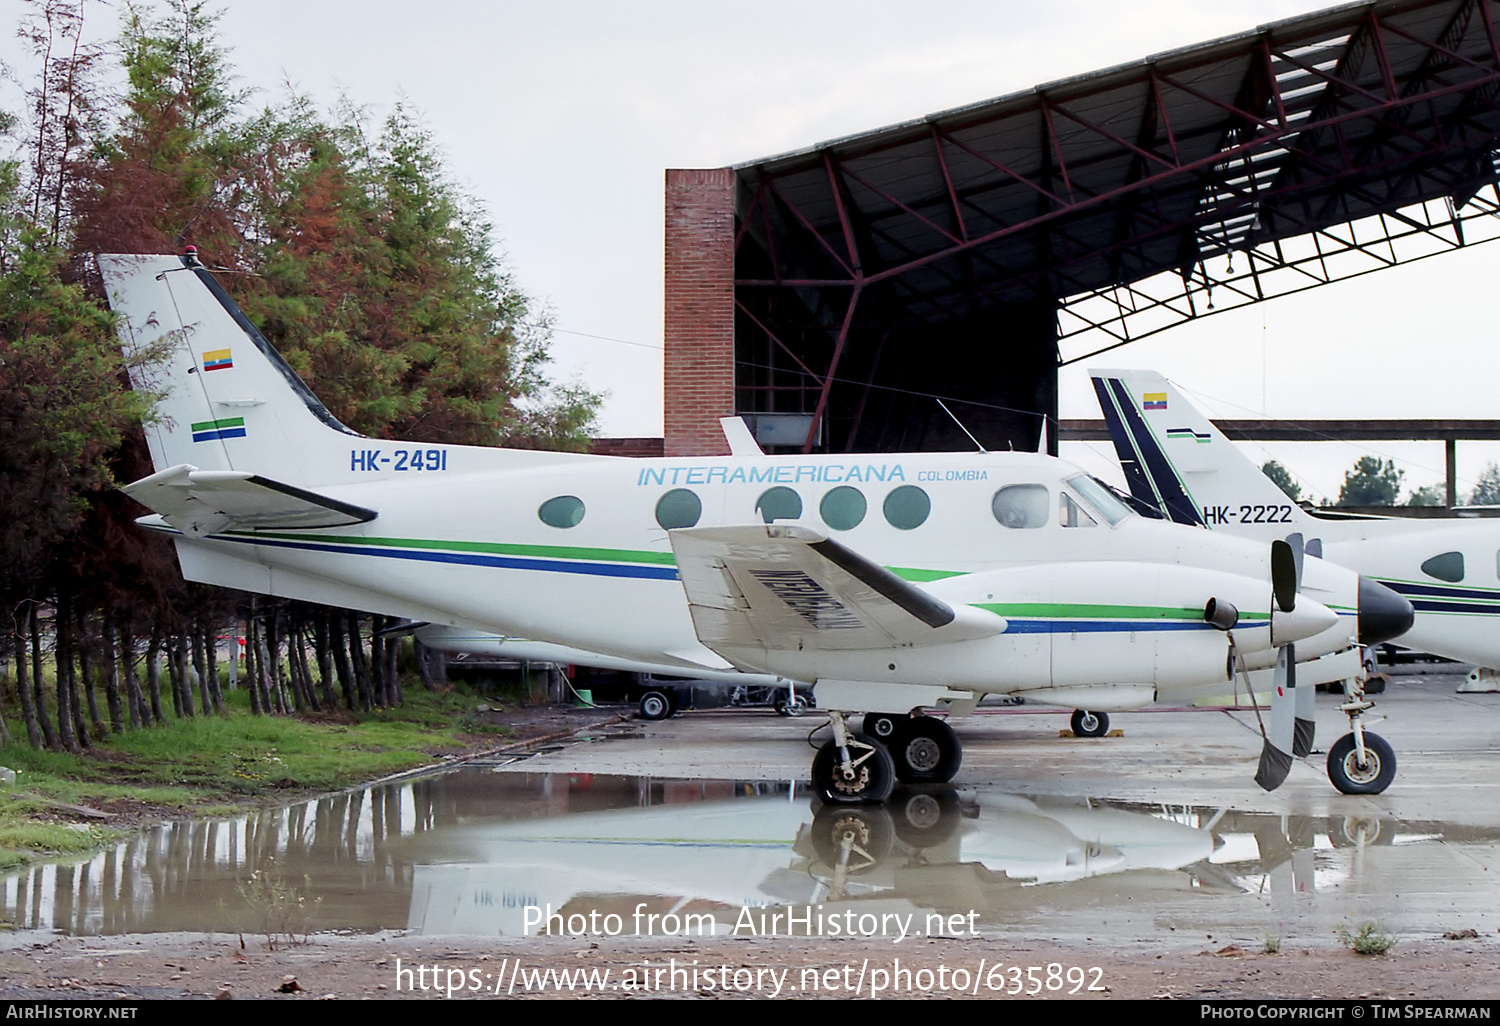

left=99, top=254, right=1414, bottom=803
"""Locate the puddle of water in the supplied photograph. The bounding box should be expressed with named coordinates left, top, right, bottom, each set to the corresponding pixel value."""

left=5, top=770, right=1498, bottom=940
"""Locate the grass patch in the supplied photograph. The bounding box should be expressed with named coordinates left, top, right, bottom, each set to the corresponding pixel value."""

left=0, top=682, right=515, bottom=871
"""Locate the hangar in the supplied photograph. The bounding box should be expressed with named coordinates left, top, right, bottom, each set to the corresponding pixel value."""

left=660, top=0, right=1500, bottom=459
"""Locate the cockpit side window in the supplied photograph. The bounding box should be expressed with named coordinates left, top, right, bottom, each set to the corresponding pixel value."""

left=1066, top=474, right=1131, bottom=526
left=1059, top=492, right=1097, bottom=528
left=992, top=484, right=1049, bottom=529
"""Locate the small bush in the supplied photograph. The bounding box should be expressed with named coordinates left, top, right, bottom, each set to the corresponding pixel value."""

left=1336, top=921, right=1395, bottom=955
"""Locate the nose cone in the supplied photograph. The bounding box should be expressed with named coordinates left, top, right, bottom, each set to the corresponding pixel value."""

left=1358, top=575, right=1415, bottom=645
left=1270, top=596, right=1339, bottom=647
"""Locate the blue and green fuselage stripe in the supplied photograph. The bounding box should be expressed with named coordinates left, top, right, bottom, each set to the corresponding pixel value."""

left=197, top=530, right=1276, bottom=634
left=1377, top=577, right=1500, bottom=616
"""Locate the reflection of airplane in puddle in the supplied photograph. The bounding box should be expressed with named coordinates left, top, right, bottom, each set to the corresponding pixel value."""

left=101, top=254, right=1414, bottom=801
left=402, top=785, right=1215, bottom=936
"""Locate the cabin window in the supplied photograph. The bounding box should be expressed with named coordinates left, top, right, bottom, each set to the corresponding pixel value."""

left=755, top=486, right=802, bottom=523
left=992, top=484, right=1049, bottom=529
left=655, top=489, right=702, bottom=530
left=1421, top=551, right=1465, bottom=583
left=537, top=495, right=585, bottom=529
left=820, top=486, right=867, bottom=531
left=1059, top=492, right=1097, bottom=528
left=883, top=485, right=931, bottom=530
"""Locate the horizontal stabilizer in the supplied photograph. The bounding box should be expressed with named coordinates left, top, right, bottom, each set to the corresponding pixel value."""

left=123, top=464, right=377, bottom=536
left=669, top=523, right=1006, bottom=656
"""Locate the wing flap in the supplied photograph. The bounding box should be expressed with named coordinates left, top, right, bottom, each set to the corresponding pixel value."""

left=123, top=464, right=377, bottom=535
left=669, top=524, right=1005, bottom=655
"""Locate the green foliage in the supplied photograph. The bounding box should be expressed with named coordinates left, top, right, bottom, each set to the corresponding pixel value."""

left=0, top=239, right=149, bottom=603
left=1261, top=934, right=1281, bottom=955
left=1335, top=921, right=1396, bottom=955
left=1407, top=484, right=1445, bottom=507
left=0, top=0, right=603, bottom=763
left=1336, top=456, right=1403, bottom=507
left=1469, top=462, right=1500, bottom=506
left=1260, top=460, right=1302, bottom=503
left=237, top=104, right=597, bottom=448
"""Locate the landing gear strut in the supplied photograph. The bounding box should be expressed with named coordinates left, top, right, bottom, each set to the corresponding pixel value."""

left=812, top=712, right=895, bottom=804
left=1328, top=679, right=1396, bottom=795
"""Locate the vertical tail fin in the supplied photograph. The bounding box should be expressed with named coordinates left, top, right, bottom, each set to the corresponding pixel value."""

left=100, top=253, right=361, bottom=488
left=1089, top=368, right=1314, bottom=535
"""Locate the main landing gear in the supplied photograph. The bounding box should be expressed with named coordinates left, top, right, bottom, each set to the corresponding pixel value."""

left=813, top=711, right=962, bottom=803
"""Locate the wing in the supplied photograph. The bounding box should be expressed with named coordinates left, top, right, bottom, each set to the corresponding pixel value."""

left=123, top=463, right=377, bottom=536
left=669, top=524, right=1005, bottom=657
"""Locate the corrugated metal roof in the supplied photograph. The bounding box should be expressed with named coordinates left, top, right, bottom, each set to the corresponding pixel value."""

left=733, top=0, right=1500, bottom=324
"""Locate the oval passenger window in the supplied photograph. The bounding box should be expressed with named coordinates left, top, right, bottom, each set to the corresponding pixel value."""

left=537, top=495, right=585, bottom=529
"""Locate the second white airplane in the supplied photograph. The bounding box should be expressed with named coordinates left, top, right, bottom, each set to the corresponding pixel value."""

left=1092, top=368, right=1500, bottom=676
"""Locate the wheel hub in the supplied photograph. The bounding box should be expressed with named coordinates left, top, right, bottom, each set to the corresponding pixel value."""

left=832, top=766, right=871, bottom=794
left=1340, top=749, right=1382, bottom=784
left=904, top=736, right=942, bottom=772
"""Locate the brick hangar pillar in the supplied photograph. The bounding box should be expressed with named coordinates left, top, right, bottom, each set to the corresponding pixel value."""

left=663, top=168, right=735, bottom=457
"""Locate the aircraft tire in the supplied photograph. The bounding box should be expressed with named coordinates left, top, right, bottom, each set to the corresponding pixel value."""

left=638, top=690, right=672, bottom=720
left=812, top=734, right=895, bottom=804
left=890, top=716, right=962, bottom=784
left=778, top=693, right=811, bottom=717
left=809, top=804, right=893, bottom=871
left=1071, top=709, right=1109, bottom=737
left=889, top=787, right=962, bottom=847
left=1327, top=732, right=1396, bottom=795
left=862, top=712, right=908, bottom=740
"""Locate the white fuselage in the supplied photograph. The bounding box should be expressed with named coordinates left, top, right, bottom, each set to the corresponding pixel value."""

left=157, top=448, right=1355, bottom=704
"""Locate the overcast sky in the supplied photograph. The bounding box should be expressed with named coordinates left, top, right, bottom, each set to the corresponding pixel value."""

left=5, top=0, right=1498, bottom=499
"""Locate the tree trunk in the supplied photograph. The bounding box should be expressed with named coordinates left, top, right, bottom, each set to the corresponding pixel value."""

left=347, top=611, right=372, bottom=710
left=330, top=613, right=356, bottom=710
left=102, top=617, right=124, bottom=732
left=415, top=638, right=436, bottom=692
left=313, top=613, right=338, bottom=709
left=12, top=613, right=42, bottom=749
left=54, top=594, right=81, bottom=753
left=145, top=628, right=165, bottom=724
left=191, top=624, right=212, bottom=715
left=76, top=609, right=103, bottom=736
left=30, top=605, right=56, bottom=750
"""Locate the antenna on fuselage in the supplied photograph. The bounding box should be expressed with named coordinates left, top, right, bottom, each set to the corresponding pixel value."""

left=936, top=398, right=986, bottom=454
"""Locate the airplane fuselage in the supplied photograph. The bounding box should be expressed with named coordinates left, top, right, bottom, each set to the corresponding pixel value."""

left=149, top=447, right=1354, bottom=704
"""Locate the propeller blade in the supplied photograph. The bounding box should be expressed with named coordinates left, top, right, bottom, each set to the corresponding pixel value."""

left=1271, top=539, right=1298, bottom=613
left=1254, top=643, right=1298, bottom=791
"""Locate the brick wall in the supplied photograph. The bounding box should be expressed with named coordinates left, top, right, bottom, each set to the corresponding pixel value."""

left=663, top=168, right=735, bottom=457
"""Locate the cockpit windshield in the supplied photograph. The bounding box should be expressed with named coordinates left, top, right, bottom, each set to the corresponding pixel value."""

left=1066, top=474, right=1133, bottom=526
